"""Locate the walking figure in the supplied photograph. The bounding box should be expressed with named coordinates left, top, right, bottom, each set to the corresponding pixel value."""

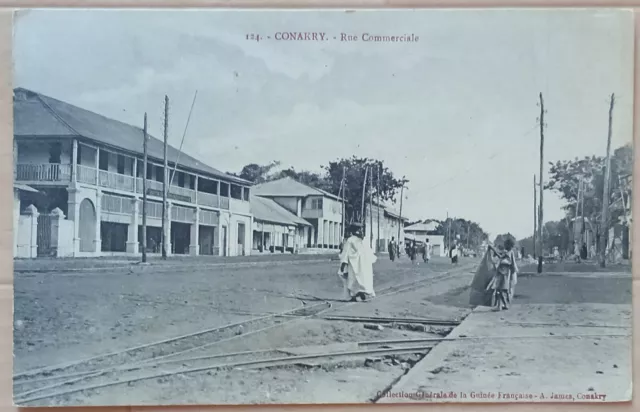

left=388, top=237, right=397, bottom=262
left=338, top=223, right=377, bottom=302
left=422, top=238, right=431, bottom=263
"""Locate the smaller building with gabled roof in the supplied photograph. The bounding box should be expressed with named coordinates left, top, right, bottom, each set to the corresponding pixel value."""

left=253, top=177, right=344, bottom=250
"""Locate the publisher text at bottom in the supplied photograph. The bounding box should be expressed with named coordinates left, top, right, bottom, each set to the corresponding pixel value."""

left=378, top=391, right=608, bottom=402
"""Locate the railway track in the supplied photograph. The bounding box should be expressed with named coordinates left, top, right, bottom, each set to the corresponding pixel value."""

left=15, top=340, right=444, bottom=405
left=14, top=263, right=474, bottom=405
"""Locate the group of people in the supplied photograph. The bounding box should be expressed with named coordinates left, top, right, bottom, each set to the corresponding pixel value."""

left=470, top=238, right=519, bottom=311
left=387, top=237, right=432, bottom=264
left=338, top=222, right=520, bottom=312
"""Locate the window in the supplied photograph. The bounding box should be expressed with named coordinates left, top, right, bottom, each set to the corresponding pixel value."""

left=220, top=182, right=230, bottom=197
left=309, top=198, right=323, bottom=210
left=243, top=187, right=250, bottom=201
left=77, top=145, right=82, bottom=165
left=99, top=151, right=109, bottom=171
left=178, top=172, right=185, bottom=188
left=117, top=154, right=125, bottom=175
left=49, top=143, right=62, bottom=164
left=230, top=184, right=242, bottom=199
left=155, top=166, right=164, bottom=183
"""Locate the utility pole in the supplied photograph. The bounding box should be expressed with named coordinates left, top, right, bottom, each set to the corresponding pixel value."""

left=369, top=165, right=374, bottom=248
left=599, top=93, right=615, bottom=268
left=533, top=175, right=537, bottom=259
left=579, top=178, right=585, bottom=248
left=360, top=166, right=369, bottom=226
left=447, top=211, right=450, bottom=251
left=376, top=165, right=381, bottom=252
left=537, top=92, right=545, bottom=274
left=466, top=225, right=470, bottom=250
left=341, top=166, right=346, bottom=240
left=161, top=95, right=169, bottom=259
left=141, top=113, right=148, bottom=263
left=397, top=182, right=404, bottom=245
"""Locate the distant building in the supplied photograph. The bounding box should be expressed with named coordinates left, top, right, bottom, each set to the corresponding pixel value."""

left=250, top=195, right=312, bottom=253
left=363, top=203, right=408, bottom=252
left=252, top=177, right=344, bottom=250
left=403, top=221, right=445, bottom=257
left=13, top=88, right=253, bottom=258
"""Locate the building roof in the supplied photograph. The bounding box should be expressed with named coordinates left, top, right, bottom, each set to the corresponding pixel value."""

left=251, top=195, right=311, bottom=227
left=14, top=184, right=39, bottom=193
left=404, top=221, right=440, bottom=232
left=13, top=88, right=251, bottom=185
left=253, top=177, right=341, bottom=200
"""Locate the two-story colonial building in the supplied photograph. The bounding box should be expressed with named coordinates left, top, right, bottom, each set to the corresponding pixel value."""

left=13, top=88, right=253, bottom=258
left=363, top=203, right=408, bottom=252
left=252, top=177, right=344, bottom=250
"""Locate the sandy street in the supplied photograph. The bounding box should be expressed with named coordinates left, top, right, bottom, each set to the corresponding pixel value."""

left=13, top=257, right=631, bottom=406
left=14, top=255, right=477, bottom=405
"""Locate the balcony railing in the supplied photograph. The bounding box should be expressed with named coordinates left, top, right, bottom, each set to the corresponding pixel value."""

left=99, top=170, right=136, bottom=192
left=77, top=165, right=97, bottom=185
left=16, top=163, right=72, bottom=182
left=16, top=163, right=233, bottom=211
left=136, top=178, right=197, bottom=203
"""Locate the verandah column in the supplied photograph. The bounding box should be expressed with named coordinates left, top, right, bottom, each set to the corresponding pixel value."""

left=94, top=190, right=102, bottom=255
left=189, top=207, right=200, bottom=256
left=126, top=198, right=139, bottom=254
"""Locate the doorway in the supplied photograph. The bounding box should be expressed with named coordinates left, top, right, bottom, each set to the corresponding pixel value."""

left=222, top=226, right=228, bottom=257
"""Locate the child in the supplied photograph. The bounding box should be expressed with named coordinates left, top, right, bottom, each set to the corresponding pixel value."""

left=487, top=239, right=518, bottom=310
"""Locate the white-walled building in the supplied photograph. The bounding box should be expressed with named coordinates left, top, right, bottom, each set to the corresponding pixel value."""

left=403, top=221, right=446, bottom=257
left=13, top=88, right=253, bottom=258
left=250, top=195, right=311, bottom=253
left=252, top=177, right=343, bottom=250
left=363, top=203, right=408, bottom=252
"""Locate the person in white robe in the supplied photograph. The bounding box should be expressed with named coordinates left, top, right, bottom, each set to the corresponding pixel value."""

left=338, top=223, right=377, bottom=302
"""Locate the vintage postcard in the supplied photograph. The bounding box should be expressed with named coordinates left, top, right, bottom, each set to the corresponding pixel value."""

left=12, top=8, right=633, bottom=406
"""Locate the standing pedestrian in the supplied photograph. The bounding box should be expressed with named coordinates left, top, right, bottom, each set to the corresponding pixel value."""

left=422, top=238, right=432, bottom=263
left=410, top=240, right=418, bottom=264
left=487, top=238, right=518, bottom=310
left=388, top=237, right=397, bottom=262
left=338, top=223, right=377, bottom=302
left=450, top=243, right=459, bottom=265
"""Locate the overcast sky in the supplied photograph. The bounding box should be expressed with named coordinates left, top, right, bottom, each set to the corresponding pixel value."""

left=13, top=8, right=634, bottom=239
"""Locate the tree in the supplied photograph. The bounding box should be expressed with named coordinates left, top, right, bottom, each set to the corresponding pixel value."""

left=234, top=156, right=407, bottom=225
left=322, top=156, right=408, bottom=224
left=494, top=233, right=517, bottom=247
left=518, top=219, right=571, bottom=256
left=545, top=143, right=632, bottom=228
left=238, top=161, right=281, bottom=183
left=272, top=168, right=329, bottom=189
left=434, top=218, right=489, bottom=250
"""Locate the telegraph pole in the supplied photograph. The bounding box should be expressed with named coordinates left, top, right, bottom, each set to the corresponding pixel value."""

left=599, top=93, right=615, bottom=268
left=579, top=178, right=585, bottom=248
left=376, top=165, right=381, bottom=252
left=537, top=93, right=545, bottom=273
left=341, top=166, right=346, bottom=240
left=369, top=166, right=374, bottom=248
left=360, top=166, right=368, bottom=225
left=533, top=175, right=537, bottom=259
left=447, top=211, right=451, bottom=250
left=397, top=182, right=404, bottom=245
left=161, top=95, right=169, bottom=259
left=142, top=113, right=148, bottom=263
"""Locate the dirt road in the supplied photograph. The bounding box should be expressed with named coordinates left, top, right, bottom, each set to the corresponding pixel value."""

left=14, top=255, right=478, bottom=406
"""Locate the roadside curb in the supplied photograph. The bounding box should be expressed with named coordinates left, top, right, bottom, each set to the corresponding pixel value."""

left=15, top=256, right=338, bottom=275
